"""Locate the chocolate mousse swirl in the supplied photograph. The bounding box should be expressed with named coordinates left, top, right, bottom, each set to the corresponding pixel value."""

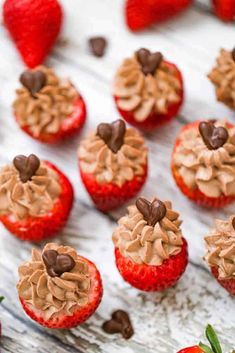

left=17, top=243, right=91, bottom=321
left=13, top=66, right=79, bottom=136
left=205, top=217, right=235, bottom=280
left=113, top=49, right=182, bottom=122
left=112, top=198, right=183, bottom=265
left=0, top=155, right=61, bottom=220
left=78, top=122, right=147, bottom=187
left=208, top=48, right=235, bottom=110
left=173, top=120, right=235, bottom=198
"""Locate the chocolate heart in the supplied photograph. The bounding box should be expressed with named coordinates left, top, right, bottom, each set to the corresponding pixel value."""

left=20, top=70, right=47, bottom=96
left=89, top=36, right=107, bottom=57
left=232, top=217, right=235, bottom=230
left=199, top=121, right=229, bottom=150
left=13, top=154, right=40, bottom=183
left=97, top=119, right=126, bottom=153
left=102, top=310, right=134, bottom=340
left=42, top=250, right=75, bottom=278
left=136, top=197, right=166, bottom=227
left=232, top=48, right=235, bottom=62
left=136, top=48, right=163, bottom=75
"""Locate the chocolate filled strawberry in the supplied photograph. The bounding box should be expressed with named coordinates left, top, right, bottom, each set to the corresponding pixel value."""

left=113, top=49, right=184, bottom=131
left=172, top=120, right=235, bottom=208
left=112, top=197, right=188, bottom=291
left=17, top=243, right=103, bottom=329
left=78, top=120, right=148, bottom=211
left=13, top=66, right=86, bottom=143
left=205, top=216, right=235, bottom=295
left=0, top=154, right=73, bottom=241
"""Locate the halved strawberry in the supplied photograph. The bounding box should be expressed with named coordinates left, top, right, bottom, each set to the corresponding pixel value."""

left=212, top=0, right=235, bottom=22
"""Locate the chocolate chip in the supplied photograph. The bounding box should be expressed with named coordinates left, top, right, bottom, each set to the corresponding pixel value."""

left=89, top=37, right=107, bottom=57
left=97, top=119, right=126, bottom=153
left=136, top=48, right=163, bottom=75
left=232, top=48, right=235, bottom=62
left=199, top=121, right=229, bottom=150
left=42, top=250, right=75, bottom=278
left=136, top=197, right=167, bottom=227
left=13, top=154, right=40, bottom=183
left=102, top=310, right=134, bottom=340
left=20, top=70, right=47, bottom=97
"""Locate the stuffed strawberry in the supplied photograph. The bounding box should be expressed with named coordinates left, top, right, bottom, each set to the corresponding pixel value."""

left=212, top=0, right=235, bottom=22
left=17, top=243, right=103, bottom=329
left=13, top=66, right=86, bottom=143
left=0, top=154, right=73, bottom=241
left=3, top=0, right=63, bottom=68
left=125, top=0, right=192, bottom=31
left=178, top=325, right=224, bottom=353
left=112, top=197, right=188, bottom=291
left=78, top=120, right=148, bottom=211
left=113, top=49, right=184, bottom=131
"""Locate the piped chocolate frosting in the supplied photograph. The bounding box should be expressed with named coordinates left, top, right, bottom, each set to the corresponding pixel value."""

left=97, top=119, right=126, bottom=153
left=136, top=48, right=163, bottom=75
left=13, top=154, right=40, bottom=183
left=20, top=70, right=47, bottom=97
left=199, top=121, right=229, bottom=150
left=136, top=197, right=166, bottom=227
left=42, top=249, right=76, bottom=278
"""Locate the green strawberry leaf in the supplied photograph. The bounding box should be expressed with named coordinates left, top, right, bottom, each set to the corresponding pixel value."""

left=205, top=325, right=222, bottom=353
left=0, top=296, right=4, bottom=303
left=199, top=342, right=214, bottom=353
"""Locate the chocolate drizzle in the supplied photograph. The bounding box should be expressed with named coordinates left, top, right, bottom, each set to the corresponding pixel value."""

left=13, top=154, right=40, bottom=183
left=97, top=119, right=126, bottom=153
left=42, top=250, right=75, bottom=278
left=232, top=48, right=235, bottom=62
left=20, top=70, right=47, bottom=97
left=199, top=121, right=229, bottom=150
left=136, top=48, right=163, bottom=75
left=102, top=310, right=134, bottom=340
left=136, top=197, right=166, bottom=227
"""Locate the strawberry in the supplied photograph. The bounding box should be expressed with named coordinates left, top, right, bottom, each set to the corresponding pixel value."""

left=0, top=161, right=73, bottom=242
left=125, top=0, right=192, bottom=31
left=211, top=267, right=235, bottom=296
left=212, top=0, right=235, bottom=22
left=3, top=0, right=63, bottom=68
left=115, top=238, right=188, bottom=292
left=19, top=251, right=103, bottom=329
left=177, top=325, right=224, bottom=353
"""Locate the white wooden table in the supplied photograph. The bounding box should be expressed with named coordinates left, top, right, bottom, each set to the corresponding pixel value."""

left=0, top=1, right=235, bottom=352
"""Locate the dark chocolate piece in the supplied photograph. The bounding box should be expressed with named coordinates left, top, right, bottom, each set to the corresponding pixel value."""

left=136, top=48, right=163, bottom=75
left=232, top=48, right=235, bottom=62
left=232, top=217, right=235, bottom=230
left=97, top=119, right=126, bottom=153
left=89, top=37, right=107, bottom=57
left=136, top=197, right=167, bottom=227
left=199, top=121, right=229, bottom=150
left=102, top=310, right=134, bottom=340
left=42, top=250, right=75, bottom=278
left=20, top=70, right=47, bottom=96
left=13, top=154, right=40, bottom=183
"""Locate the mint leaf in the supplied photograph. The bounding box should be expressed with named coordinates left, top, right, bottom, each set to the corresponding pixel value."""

left=199, top=342, right=214, bottom=353
left=0, top=297, right=4, bottom=303
left=206, top=325, right=222, bottom=353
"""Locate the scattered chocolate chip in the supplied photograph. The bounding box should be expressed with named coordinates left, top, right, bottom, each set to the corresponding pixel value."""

left=136, top=197, right=167, bottom=227
left=102, top=310, right=134, bottom=340
left=89, top=36, right=107, bottom=57
left=97, top=119, right=126, bottom=153
left=42, top=250, right=76, bottom=278
left=20, top=70, right=47, bottom=96
left=13, top=154, right=40, bottom=183
left=232, top=48, right=235, bottom=62
left=136, top=48, right=163, bottom=75
left=199, top=121, right=229, bottom=150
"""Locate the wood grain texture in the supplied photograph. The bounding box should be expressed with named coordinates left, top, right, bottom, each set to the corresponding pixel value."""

left=0, top=0, right=235, bottom=352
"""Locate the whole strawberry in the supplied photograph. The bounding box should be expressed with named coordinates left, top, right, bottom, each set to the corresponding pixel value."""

left=212, top=0, right=235, bottom=22
left=3, top=0, right=63, bottom=68
left=125, top=0, right=192, bottom=31
left=178, top=325, right=224, bottom=353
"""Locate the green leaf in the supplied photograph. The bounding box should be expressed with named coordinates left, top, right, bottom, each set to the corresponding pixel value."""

left=205, top=325, right=222, bottom=353
left=199, top=342, right=214, bottom=353
left=0, top=296, right=5, bottom=303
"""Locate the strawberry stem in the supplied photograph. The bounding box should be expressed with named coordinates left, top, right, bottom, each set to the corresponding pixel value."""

left=199, top=342, right=213, bottom=353
left=205, top=325, right=222, bottom=353
left=0, top=297, right=4, bottom=303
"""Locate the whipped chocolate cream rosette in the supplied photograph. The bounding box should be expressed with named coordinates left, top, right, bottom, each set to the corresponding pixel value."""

left=78, top=119, right=148, bottom=211
left=113, top=48, right=184, bottom=130
left=172, top=120, right=235, bottom=208
left=112, top=197, right=188, bottom=291
left=0, top=154, right=73, bottom=241
left=17, top=243, right=103, bottom=328
left=13, top=66, right=86, bottom=143
left=205, top=216, right=235, bottom=295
